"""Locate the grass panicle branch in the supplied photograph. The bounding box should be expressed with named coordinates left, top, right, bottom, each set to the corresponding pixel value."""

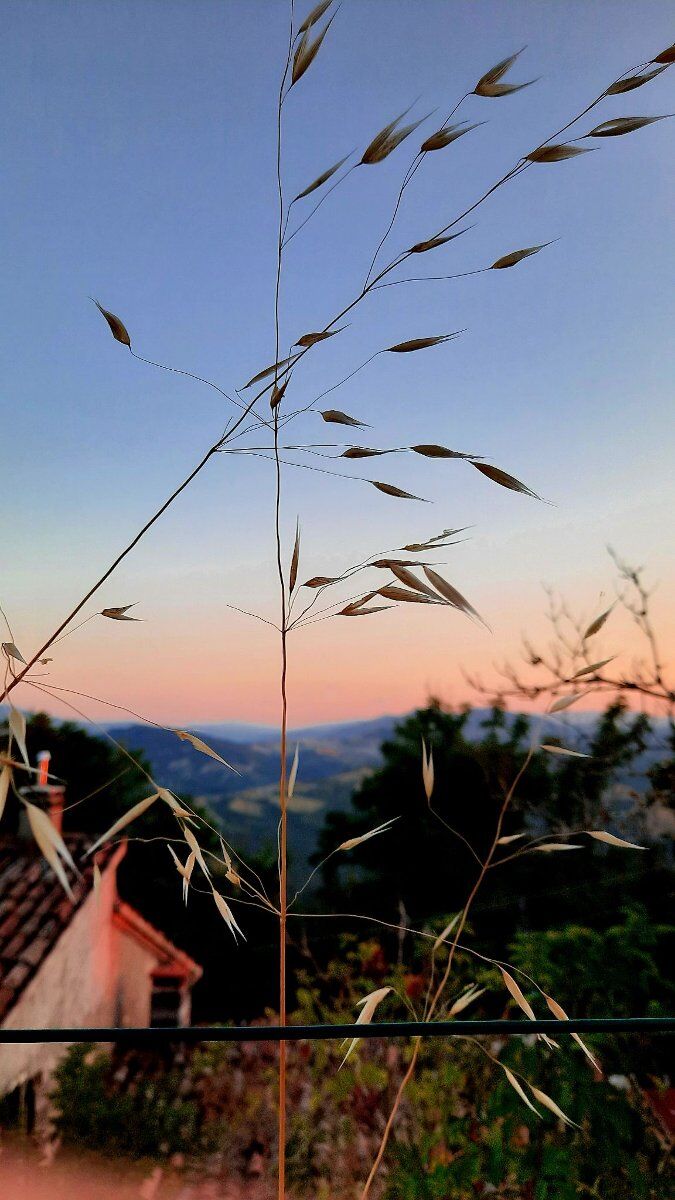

left=2, top=10, right=674, bottom=1198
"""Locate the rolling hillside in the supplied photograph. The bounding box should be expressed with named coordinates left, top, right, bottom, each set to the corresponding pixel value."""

left=112, top=716, right=400, bottom=868
left=110, top=710, right=670, bottom=872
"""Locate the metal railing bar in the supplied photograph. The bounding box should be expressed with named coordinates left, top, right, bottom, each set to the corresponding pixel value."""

left=1, top=1018, right=673, bottom=1044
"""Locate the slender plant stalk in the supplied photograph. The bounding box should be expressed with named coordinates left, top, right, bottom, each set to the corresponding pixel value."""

left=273, top=8, right=295, bottom=1197
left=0, top=54, right=542, bottom=710
left=360, top=747, right=535, bottom=1198
left=3, top=40, right=657, bottom=710
left=0, top=443, right=218, bottom=703
left=361, top=1036, right=422, bottom=1198
left=0, top=350, right=290, bottom=708
left=3, top=16, right=672, bottom=1198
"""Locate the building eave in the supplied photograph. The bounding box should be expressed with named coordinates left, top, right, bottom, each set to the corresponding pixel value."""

left=112, top=900, right=202, bottom=985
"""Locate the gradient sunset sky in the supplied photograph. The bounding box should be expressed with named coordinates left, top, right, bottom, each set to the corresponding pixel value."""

left=3, top=0, right=674, bottom=728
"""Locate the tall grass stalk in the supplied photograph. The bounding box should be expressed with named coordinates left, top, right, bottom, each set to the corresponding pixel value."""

left=2, top=6, right=674, bottom=1197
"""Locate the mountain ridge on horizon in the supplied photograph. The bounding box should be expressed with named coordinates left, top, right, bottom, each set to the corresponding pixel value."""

left=104, top=707, right=613, bottom=743
left=2, top=704, right=668, bottom=877
left=3, top=704, right=668, bottom=743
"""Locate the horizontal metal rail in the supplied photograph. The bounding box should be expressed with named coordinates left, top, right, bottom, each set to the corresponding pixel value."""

left=1, top=1018, right=673, bottom=1044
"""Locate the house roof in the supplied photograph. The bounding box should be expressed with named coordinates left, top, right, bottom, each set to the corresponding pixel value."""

left=0, top=833, right=200, bottom=1023
left=0, top=833, right=119, bottom=1022
left=113, top=901, right=201, bottom=985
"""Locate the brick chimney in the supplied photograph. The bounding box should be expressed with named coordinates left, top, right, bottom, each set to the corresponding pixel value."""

left=19, top=751, right=65, bottom=835
left=37, top=750, right=50, bottom=788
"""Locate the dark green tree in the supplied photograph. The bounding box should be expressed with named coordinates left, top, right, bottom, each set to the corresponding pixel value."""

left=647, top=721, right=675, bottom=813
left=314, top=702, right=548, bottom=931
left=313, top=701, right=670, bottom=952
left=546, top=701, right=651, bottom=828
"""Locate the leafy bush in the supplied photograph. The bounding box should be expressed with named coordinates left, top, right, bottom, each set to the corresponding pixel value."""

left=386, top=1036, right=672, bottom=1200
left=51, top=1043, right=199, bottom=1158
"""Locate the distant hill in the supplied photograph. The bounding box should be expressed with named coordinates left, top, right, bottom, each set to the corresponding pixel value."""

left=108, top=709, right=669, bottom=872
left=194, top=714, right=402, bottom=750
left=110, top=718, right=400, bottom=869
left=4, top=704, right=668, bottom=873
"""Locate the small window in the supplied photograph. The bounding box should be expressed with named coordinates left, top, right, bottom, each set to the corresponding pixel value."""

left=150, top=975, right=185, bottom=1027
left=0, top=1078, right=37, bottom=1133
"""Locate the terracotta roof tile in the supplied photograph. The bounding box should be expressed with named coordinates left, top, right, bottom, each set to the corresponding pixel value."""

left=0, top=862, right=23, bottom=889
left=3, top=934, right=26, bottom=959
left=24, top=861, right=43, bottom=886
left=3, top=962, right=31, bottom=990
left=0, top=986, right=15, bottom=1018
left=0, top=913, right=20, bottom=940
left=21, top=936, right=55, bottom=967
left=0, top=833, right=118, bottom=1024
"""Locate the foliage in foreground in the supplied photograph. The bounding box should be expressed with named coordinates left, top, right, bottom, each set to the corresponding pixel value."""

left=50, top=1034, right=671, bottom=1198
left=3, top=6, right=674, bottom=1196
left=315, top=700, right=672, bottom=944
left=51, top=912, right=673, bottom=1197
left=51, top=1043, right=199, bottom=1159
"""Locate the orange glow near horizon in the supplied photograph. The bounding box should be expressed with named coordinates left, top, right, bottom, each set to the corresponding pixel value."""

left=14, top=571, right=673, bottom=730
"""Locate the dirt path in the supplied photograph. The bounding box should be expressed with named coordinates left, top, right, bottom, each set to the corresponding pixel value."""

left=0, top=1140, right=276, bottom=1200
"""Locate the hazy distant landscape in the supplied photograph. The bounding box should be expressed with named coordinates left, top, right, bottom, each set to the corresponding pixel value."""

left=108, top=709, right=669, bottom=871
left=113, top=715, right=401, bottom=868
left=3, top=1, right=674, bottom=1191
left=2, top=701, right=667, bottom=874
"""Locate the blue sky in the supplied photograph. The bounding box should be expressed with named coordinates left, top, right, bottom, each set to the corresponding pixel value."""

left=3, top=1, right=674, bottom=724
